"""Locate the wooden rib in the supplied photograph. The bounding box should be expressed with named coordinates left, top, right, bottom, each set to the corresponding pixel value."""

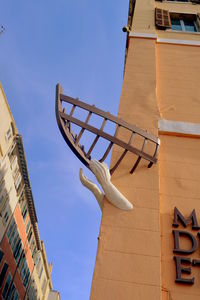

left=148, top=143, right=159, bottom=168
left=75, top=111, right=92, bottom=145
left=110, top=131, right=134, bottom=174
left=99, top=142, right=113, bottom=163
left=60, top=94, right=158, bottom=143
left=70, top=105, right=76, bottom=116
left=86, top=135, right=99, bottom=158
left=59, top=111, right=156, bottom=164
left=100, top=118, right=107, bottom=130
left=114, top=124, right=120, bottom=137
left=110, top=150, right=127, bottom=175
left=86, top=118, right=107, bottom=158
left=99, top=125, right=119, bottom=163
left=57, top=85, right=160, bottom=174
left=130, top=138, right=147, bottom=173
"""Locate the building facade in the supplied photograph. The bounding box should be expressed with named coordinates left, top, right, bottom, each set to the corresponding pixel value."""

left=90, top=0, right=200, bottom=299
left=0, top=83, right=59, bottom=299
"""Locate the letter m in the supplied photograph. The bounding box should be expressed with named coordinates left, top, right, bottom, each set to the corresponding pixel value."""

left=173, top=207, right=200, bottom=230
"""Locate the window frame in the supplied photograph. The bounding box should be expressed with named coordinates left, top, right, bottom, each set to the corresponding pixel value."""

left=171, top=14, right=198, bottom=32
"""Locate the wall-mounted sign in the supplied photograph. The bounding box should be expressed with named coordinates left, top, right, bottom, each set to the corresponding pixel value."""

left=173, top=207, right=200, bottom=284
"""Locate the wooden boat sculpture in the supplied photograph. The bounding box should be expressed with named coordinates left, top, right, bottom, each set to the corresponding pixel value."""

left=55, top=83, right=160, bottom=175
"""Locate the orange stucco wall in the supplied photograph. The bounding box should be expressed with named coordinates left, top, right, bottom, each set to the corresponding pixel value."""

left=90, top=38, right=161, bottom=300
left=15, top=204, right=34, bottom=272
left=90, top=36, right=200, bottom=300
left=159, top=135, right=200, bottom=299
left=157, top=43, right=200, bottom=299
left=156, top=43, right=200, bottom=123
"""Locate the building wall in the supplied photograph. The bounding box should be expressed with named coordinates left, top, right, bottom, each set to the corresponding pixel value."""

left=159, top=135, right=200, bottom=299
left=48, top=290, right=61, bottom=300
left=0, top=83, right=58, bottom=299
left=0, top=233, right=26, bottom=298
left=90, top=37, right=161, bottom=300
left=0, top=83, right=18, bottom=241
left=30, top=241, right=53, bottom=300
left=156, top=43, right=200, bottom=123
left=90, top=1, right=200, bottom=299
left=0, top=84, right=17, bottom=157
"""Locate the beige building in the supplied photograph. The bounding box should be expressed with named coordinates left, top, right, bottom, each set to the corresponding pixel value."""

left=89, top=0, right=200, bottom=299
left=48, top=290, right=61, bottom=300
left=0, top=83, right=60, bottom=299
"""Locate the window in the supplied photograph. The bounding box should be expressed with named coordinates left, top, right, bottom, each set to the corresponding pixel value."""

left=32, top=246, right=37, bottom=259
left=3, top=209, right=10, bottom=225
left=19, top=190, right=25, bottom=206
left=12, top=165, right=19, bottom=180
left=12, top=287, right=19, bottom=300
left=36, top=256, right=41, bottom=273
left=21, top=202, right=28, bottom=221
left=0, top=262, right=8, bottom=287
left=41, top=277, right=47, bottom=293
left=0, top=178, right=5, bottom=195
left=7, top=219, right=23, bottom=263
left=8, top=141, right=16, bottom=161
left=171, top=13, right=199, bottom=32
left=30, top=238, right=36, bottom=256
left=0, top=249, right=4, bottom=263
left=2, top=272, right=11, bottom=298
left=23, top=269, right=30, bottom=288
left=18, top=250, right=25, bottom=270
left=26, top=220, right=31, bottom=234
left=155, top=8, right=200, bottom=32
left=5, top=124, right=13, bottom=143
left=7, top=218, right=16, bottom=240
left=13, top=240, right=22, bottom=262
left=10, top=231, right=20, bottom=252
left=28, top=282, right=38, bottom=300
left=39, top=266, right=43, bottom=280
left=2, top=275, right=18, bottom=300
left=0, top=144, right=3, bottom=157
left=27, top=228, right=33, bottom=242
left=8, top=223, right=17, bottom=245
left=14, top=172, right=22, bottom=191
left=10, top=156, right=18, bottom=171
left=20, top=259, right=29, bottom=287
left=0, top=189, right=8, bottom=212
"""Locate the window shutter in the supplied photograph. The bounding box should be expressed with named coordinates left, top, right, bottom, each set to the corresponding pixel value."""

left=155, top=8, right=171, bottom=29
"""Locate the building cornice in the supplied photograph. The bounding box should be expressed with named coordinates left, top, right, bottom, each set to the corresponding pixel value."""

left=159, top=119, right=200, bottom=138
left=129, top=32, right=157, bottom=39
left=16, top=134, right=41, bottom=250
left=128, top=32, right=200, bottom=46
left=157, top=37, right=200, bottom=46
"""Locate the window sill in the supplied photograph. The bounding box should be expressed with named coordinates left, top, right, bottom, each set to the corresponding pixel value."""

left=163, top=1, right=200, bottom=4
left=167, top=29, right=200, bottom=35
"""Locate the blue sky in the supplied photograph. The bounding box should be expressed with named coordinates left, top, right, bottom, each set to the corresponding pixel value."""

left=0, top=1, right=128, bottom=298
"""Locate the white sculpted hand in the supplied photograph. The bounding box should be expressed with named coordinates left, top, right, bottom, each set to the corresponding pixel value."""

left=79, top=159, right=133, bottom=211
